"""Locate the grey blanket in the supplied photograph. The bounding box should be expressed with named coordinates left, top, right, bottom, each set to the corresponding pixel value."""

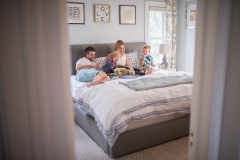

left=119, top=74, right=193, bottom=91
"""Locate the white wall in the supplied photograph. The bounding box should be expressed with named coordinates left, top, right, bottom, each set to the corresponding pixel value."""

left=176, top=0, right=196, bottom=73
left=68, top=0, right=145, bottom=44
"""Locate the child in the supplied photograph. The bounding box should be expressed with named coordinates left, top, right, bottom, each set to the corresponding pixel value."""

left=135, top=45, right=155, bottom=76
left=97, top=51, right=120, bottom=75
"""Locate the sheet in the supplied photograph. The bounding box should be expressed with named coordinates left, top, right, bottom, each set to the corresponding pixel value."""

left=72, top=70, right=193, bottom=147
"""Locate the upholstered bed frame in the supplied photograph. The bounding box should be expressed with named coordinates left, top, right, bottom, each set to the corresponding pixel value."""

left=71, top=42, right=190, bottom=158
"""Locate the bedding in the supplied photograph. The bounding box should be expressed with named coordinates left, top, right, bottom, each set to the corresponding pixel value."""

left=119, top=74, right=193, bottom=91
left=70, top=75, right=87, bottom=102
left=72, top=71, right=192, bottom=147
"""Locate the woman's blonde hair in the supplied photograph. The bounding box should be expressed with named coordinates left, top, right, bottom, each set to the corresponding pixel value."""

left=114, top=40, right=125, bottom=52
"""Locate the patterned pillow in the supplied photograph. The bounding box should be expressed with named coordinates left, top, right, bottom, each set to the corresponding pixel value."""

left=94, top=57, right=107, bottom=67
left=127, top=52, right=138, bottom=68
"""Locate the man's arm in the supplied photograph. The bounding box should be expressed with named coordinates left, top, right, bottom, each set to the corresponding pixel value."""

left=75, top=63, right=101, bottom=71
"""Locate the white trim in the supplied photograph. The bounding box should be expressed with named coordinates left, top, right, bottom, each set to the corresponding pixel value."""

left=145, top=1, right=166, bottom=44
left=149, top=6, right=166, bottom=11
left=189, top=0, right=240, bottom=159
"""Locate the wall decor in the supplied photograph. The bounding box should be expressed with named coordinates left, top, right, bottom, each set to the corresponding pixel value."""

left=94, top=4, right=111, bottom=23
left=119, top=5, right=136, bottom=25
left=67, top=2, right=85, bottom=24
left=185, top=2, right=197, bottom=29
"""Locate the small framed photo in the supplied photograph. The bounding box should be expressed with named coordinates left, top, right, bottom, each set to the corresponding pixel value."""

left=94, top=4, right=111, bottom=23
left=67, top=2, right=85, bottom=24
left=119, top=5, right=136, bottom=25
left=185, top=2, right=197, bottom=29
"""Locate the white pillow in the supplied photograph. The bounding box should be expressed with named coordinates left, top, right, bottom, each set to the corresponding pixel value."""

left=94, top=57, right=107, bottom=67
left=127, top=52, right=138, bottom=68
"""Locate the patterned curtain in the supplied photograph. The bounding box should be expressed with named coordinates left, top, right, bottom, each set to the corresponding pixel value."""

left=166, top=0, right=177, bottom=69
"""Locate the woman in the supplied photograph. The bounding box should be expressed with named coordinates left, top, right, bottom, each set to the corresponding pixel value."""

left=107, top=40, right=130, bottom=67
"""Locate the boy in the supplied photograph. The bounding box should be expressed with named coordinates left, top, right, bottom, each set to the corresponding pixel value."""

left=97, top=51, right=120, bottom=75
left=140, top=45, right=156, bottom=71
left=135, top=45, right=155, bottom=76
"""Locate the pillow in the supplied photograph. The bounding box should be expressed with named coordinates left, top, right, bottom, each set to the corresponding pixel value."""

left=94, top=57, right=107, bottom=67
left=127, top=52, right=138, bottom=68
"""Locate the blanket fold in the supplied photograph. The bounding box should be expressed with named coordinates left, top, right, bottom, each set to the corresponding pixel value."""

left=119, top=74, right=193, bottom=91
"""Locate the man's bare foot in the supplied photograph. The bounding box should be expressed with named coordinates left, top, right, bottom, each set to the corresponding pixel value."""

left=145, top=68, right=153, bottom=75
left=87, top=81, right=104, bottom=87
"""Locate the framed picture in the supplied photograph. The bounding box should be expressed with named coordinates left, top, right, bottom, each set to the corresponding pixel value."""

left=67, top=2, right=85, bottom=24
left=119, top=5, right=136, bottom=25
left=94, top=4, right=111, bottom=23
left=185, top=2, right=197, bottom=29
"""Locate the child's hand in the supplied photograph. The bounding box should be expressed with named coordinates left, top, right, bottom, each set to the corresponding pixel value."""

left=152, top=63, right=156, bottom=67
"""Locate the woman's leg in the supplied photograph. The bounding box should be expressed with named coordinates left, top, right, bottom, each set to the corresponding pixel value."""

left=101, top=76, right=110, bottom=82
left=93, top=71, right=110, bottom=82
left=87, top=81, right=104, bottom=87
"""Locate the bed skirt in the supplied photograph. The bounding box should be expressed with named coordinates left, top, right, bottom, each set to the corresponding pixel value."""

left=73, top=102, right=190, bottom=158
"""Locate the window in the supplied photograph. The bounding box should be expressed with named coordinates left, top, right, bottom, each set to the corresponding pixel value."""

left=145, top=1, right=166, bottom=66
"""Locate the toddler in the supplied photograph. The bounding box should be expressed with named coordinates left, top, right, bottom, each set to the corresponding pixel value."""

left=97, top=51, right=120, bottom=75
left=135, top=45, right=156, bottom=76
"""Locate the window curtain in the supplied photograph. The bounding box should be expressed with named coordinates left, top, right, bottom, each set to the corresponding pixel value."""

left=166, top=0, right=177, bottom=69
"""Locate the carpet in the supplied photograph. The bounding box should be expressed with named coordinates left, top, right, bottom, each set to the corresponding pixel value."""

left=75, top=123, right=189, bottom=160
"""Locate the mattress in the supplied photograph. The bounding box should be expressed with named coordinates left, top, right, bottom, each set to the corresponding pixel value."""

left=126, top=112, right=189, bottom=131
left=71, top=70, right=192, bottom=147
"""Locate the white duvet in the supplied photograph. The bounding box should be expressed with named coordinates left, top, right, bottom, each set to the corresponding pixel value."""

left=71, top=70, right=193, bottom=147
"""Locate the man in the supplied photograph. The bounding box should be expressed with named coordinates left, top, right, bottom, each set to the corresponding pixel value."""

left=76, top=46, right=110, bottom=87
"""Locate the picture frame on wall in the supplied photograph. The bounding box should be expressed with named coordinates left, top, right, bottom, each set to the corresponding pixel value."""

left=119, top=5, right=136, bottom=25
left=185, top=2, right=197, bottom=29
left=67, top=2, right=85, bottom=24
left=94, top=4, right=111, bottom=23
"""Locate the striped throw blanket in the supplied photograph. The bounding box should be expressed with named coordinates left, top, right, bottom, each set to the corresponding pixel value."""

left=119, top=74, right=193, bottom=91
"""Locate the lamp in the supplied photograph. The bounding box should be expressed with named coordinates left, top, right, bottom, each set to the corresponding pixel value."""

left=159, top=44, right=172, bottom=69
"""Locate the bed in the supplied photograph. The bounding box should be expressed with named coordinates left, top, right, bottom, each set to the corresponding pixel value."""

left=70, top=42, right=192, bottom=158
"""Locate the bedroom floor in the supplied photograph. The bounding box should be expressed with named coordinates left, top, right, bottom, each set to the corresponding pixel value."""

left=74, top=123, right=189, bottom=160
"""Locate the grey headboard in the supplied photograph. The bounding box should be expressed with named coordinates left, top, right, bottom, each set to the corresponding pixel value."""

left=70, top=42, right=146, bottom=75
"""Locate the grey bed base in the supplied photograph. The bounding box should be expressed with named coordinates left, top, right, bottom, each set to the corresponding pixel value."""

left=74, top=103, right=190, bottom=158
left=71, top=42, right=190, bottom=158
